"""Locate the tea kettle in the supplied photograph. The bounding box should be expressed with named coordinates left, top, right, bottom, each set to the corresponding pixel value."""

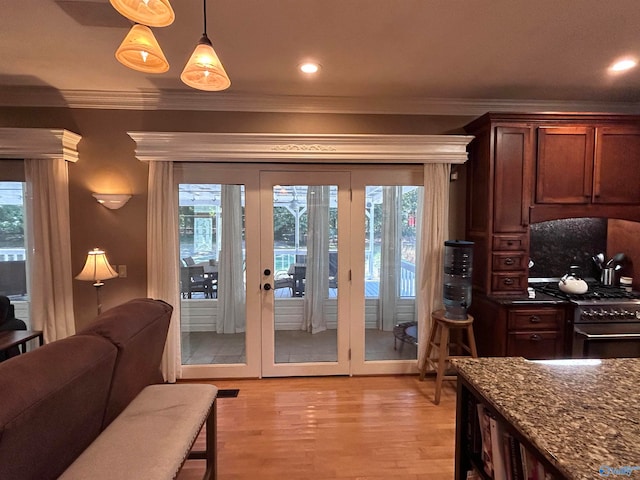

left=559, top=266, right=588, bottom=294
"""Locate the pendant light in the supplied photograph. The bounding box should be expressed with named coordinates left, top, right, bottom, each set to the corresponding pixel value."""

left=109, top=0, right=175, bottom=27
left=180, top=0, right=231, bottom=91
left=115, top=23, right=169, bottom=73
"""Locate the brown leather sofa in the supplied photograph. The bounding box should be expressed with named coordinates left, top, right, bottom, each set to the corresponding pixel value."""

left=0, top=298, right=173, bottom=479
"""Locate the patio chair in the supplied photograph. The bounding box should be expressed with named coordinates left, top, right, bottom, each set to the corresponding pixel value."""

left=0, top=296, right=27, bottom=362
left=180, top=266, right=214, bottom=299
left=293, top=265, right=306, bottom=296
left=273, top=270, right=294, bottom=296
left=329, top=252, right=338, bottom=290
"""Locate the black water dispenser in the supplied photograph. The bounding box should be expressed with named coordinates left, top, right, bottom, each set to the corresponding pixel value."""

left=443, top=240, right=474, bottom=320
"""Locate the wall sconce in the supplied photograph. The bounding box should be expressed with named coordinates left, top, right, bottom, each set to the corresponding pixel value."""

left=93, top=193, right=132, bottom=210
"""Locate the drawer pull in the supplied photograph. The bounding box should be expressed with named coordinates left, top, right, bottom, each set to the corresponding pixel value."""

left=503, top=278, right=514, bottom=286
left=529, top=315, right=541, bottom=323
left=529, top=334, right=542, bottom=341
left=504, top=257, right=515, bottom=266
left=507, top=241, right=513, bottom=246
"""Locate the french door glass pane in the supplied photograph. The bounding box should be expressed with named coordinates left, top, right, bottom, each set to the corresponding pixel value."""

left=178, top=183, right=247, bottom=365
left=0, top=182, right=29, bottom=324
left=272, top=184, right=339, bottom=363
left=364, top=185, right=420, bottom=361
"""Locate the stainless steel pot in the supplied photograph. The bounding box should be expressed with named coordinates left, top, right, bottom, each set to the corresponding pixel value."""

left=601, top=267, right=616, bottom=286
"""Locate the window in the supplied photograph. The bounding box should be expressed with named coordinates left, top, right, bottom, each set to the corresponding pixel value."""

left=0, top=182, right=28, bottom=300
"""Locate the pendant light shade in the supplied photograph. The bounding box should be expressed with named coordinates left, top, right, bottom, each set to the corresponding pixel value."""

left=180, top=34, right=231, bottom=91
left=115, top=24, right=169, bottom=73
left=109, top=0, right=175, bottom=27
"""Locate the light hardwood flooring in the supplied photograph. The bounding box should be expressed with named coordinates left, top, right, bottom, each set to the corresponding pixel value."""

left=177, top=375, right=457, bottom=480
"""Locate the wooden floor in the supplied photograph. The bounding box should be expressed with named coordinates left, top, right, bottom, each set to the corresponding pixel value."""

left=177, top=375, right=457, bottom=480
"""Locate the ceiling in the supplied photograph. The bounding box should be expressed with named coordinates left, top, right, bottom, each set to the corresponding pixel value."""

left=2, top=0, right=640, bottom=114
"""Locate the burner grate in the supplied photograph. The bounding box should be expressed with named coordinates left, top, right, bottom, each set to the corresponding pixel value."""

left=532, top=282, right=640, bottom=302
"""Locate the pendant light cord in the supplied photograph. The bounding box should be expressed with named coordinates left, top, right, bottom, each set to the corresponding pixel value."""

left=203, top=0, right=207, bottom=36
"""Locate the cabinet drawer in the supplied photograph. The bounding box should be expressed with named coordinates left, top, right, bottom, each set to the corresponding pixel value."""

left=491, top=273, right=527, bottom=293
left=492, top=253, right=527, bottom=271
left=492, top=235, right=527, bottom=251
left=508, top=309, right=564, bottom=330
left=507, top=331, right=563, bottom=359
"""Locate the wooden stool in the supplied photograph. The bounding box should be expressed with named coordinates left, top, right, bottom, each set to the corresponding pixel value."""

left=419, top=309, right=478, bottom=405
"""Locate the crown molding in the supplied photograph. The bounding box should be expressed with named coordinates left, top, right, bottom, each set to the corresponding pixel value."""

left=128, top=132, right=474, bottom=164
left=1, top=86, right=639, bottom=116
left=0, top=128, right=81, bottom=162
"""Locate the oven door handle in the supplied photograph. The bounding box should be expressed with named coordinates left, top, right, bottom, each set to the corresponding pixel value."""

left=575, top=327, right=640, bottom=340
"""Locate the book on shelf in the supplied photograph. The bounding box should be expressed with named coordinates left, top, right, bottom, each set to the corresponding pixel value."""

left=504, top=431, right=524, bottom=480
left=466, top=469, right=483, bottom=480
left=476, top=404, right=494, bottom=477
left=466, top=396, right=482, bottom=454
left=489, top=415, right=508, bottom=480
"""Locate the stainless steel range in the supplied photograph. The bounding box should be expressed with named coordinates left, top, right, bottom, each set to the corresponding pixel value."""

left=531, top=282, right=640, bottom=358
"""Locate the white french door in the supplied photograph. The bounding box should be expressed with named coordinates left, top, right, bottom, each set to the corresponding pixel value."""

left=177, top=164, right=422, bottom=379
left=259, top=171, right=351, bottom=376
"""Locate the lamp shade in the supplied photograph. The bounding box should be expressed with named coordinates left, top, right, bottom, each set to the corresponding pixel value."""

left=115, top=24, right=169, bottom=74
left=76, top=249, right=119, bottom=286
left=180, top=34, right=231, bottom=91
left=109, top=0, right=175, bottom=27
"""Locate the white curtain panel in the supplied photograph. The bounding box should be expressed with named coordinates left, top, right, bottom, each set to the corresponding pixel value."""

left=25, top=158, right=75, bottom=342
left=302, top=185, right=330, bottom=334
left=378, top=186, right=401, bottom=331
left=147, top=161, right=181, bottom=382
left=417, top=163, right=450, bottom=367
left=217, top=185, right=246, bottom=334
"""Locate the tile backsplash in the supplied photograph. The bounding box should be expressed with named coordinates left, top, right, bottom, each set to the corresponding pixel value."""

left=529, top=218, right=607, bottom=279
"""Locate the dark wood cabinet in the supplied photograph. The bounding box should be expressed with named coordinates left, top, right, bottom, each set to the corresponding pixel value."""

left=506, top=305, right=565, bottom=360
left=594, top=126, right=640, bottom=204
left=464, top=113, right=640, bottom=297
left=464, top=112, right=640, bottom=358
left=536, top=126, right=594, bottom=204
left=464, top=119, right=532, bottom=296
left=536, top=125, right=640, bottom=205
left=469, top=295, right=568, bottom=359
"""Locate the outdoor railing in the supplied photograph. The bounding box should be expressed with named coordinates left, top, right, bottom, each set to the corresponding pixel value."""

left=0, top=248, right=26, bottom=261
left=274, top=250, right=416, bottom=298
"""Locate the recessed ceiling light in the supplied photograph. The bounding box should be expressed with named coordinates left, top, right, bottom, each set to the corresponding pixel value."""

left=609, top=58, right=637, bottom=72
left=300, top=62, right=320, bottom=74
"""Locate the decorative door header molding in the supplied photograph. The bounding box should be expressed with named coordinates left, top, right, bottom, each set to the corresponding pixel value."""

left=128, top=132, right=474, bottom=164
left=0, top=128, right=81, bottom=162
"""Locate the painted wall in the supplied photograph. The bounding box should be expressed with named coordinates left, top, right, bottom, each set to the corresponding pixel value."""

left=0, top=107, right=474, bottom=328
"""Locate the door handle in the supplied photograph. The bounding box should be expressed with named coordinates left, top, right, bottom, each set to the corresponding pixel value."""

left=263, top=283, right=272, bottom=291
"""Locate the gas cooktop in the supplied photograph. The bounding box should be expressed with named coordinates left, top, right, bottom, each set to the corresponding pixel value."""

left=531, top=281, right=640, bottom=304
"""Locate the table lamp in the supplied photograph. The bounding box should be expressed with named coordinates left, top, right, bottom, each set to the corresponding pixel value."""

left=75, top=248, right=119, bottom=314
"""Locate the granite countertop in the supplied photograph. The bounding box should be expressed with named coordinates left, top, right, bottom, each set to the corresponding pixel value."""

left=452, top=357, right=640, bottom=480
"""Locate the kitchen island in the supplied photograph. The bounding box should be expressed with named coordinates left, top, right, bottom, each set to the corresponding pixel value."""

left=452, top=357, right=640, bottom=480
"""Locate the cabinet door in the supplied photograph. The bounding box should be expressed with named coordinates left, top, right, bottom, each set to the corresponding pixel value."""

left=507, top=331, right=563, bottom=359
left=536, top=126, right=594, bottom=204
left=493, top=126, right=531, bottom=232
left=594, top=127, right=640, bottom=204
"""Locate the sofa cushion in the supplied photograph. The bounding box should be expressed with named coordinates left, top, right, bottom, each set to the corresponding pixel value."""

left=0, top=335, right=117, bottom=480
left=76, top=298, right=173, bottom=428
